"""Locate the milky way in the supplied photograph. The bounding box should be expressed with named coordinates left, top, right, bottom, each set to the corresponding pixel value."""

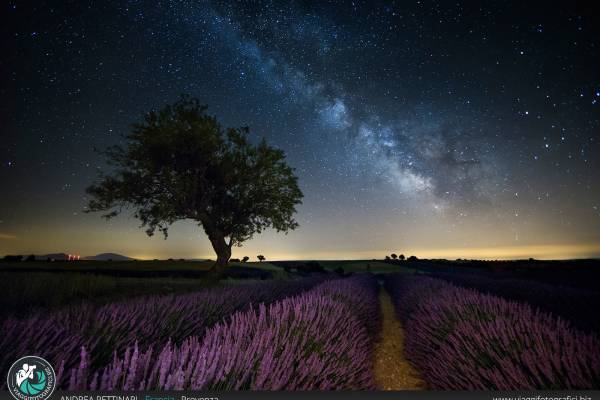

left=176, top=3, right=501, bottom=209
left=1, top=1, right=599, bottom=259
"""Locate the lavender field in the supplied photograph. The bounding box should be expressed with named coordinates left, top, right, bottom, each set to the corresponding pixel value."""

left=384, top=274, right=600, bottom=389
left=1, top=270, right=599, bottom=390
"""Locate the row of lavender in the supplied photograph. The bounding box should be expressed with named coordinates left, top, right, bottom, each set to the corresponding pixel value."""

left=384, top=275, right=600, bottom=389
left=0, top=277, right=328, bottom=386
left=427, top=271, right=600, bottom=334
left=59, top=275, right=381, bottom=390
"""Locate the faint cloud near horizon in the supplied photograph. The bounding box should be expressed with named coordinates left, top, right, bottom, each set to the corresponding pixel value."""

left=0, top=232, right=17, bottom=240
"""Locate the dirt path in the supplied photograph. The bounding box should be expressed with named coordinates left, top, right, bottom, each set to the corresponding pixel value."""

left=374, top=287, right=426, bottom=390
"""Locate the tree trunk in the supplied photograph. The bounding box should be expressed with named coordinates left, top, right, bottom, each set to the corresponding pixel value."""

left=207, top=230, right=231, bottom=277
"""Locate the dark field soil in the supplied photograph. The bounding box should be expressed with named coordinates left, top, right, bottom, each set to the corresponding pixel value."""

left=374, top=288, right=426, bottom=390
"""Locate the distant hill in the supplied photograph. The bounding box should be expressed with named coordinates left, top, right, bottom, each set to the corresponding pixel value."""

left=83, top=253, right=134, bottom=261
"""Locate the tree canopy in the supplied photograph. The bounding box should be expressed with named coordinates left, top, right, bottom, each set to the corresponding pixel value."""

left=86, top=96, right=303, bottom=272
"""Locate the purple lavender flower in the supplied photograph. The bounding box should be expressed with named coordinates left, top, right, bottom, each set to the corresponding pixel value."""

left=385, top=275, right=600, bottom=389
left=61, top=276, right=379, bottom=390
left=0, top=276, right=328, bottom=388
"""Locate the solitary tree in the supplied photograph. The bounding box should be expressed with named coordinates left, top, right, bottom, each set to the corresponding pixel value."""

left=399, top=254, right=405, bottom=261
left=242, top=256, right=250, bottom=263
left=86, top=96, right=303, bottom=275
left=257, top=255, right=265, bottom=262
left=391, top=253, right=398, bottom=260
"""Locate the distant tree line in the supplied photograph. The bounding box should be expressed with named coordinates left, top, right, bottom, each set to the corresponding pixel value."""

left=384, top=253, right=417, bottom=262
left=2, top=254, right=36, bottom=262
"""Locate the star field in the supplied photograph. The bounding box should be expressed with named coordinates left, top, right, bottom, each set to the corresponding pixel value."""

left=1, top=1, right=599, bottom=259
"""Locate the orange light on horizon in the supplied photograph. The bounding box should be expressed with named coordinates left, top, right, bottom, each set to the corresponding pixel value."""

left=126, top=243, right=600, bottom=262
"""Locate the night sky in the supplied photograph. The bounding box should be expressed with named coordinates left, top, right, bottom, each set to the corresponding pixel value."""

left=1, top=1, right=599, bottom=260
